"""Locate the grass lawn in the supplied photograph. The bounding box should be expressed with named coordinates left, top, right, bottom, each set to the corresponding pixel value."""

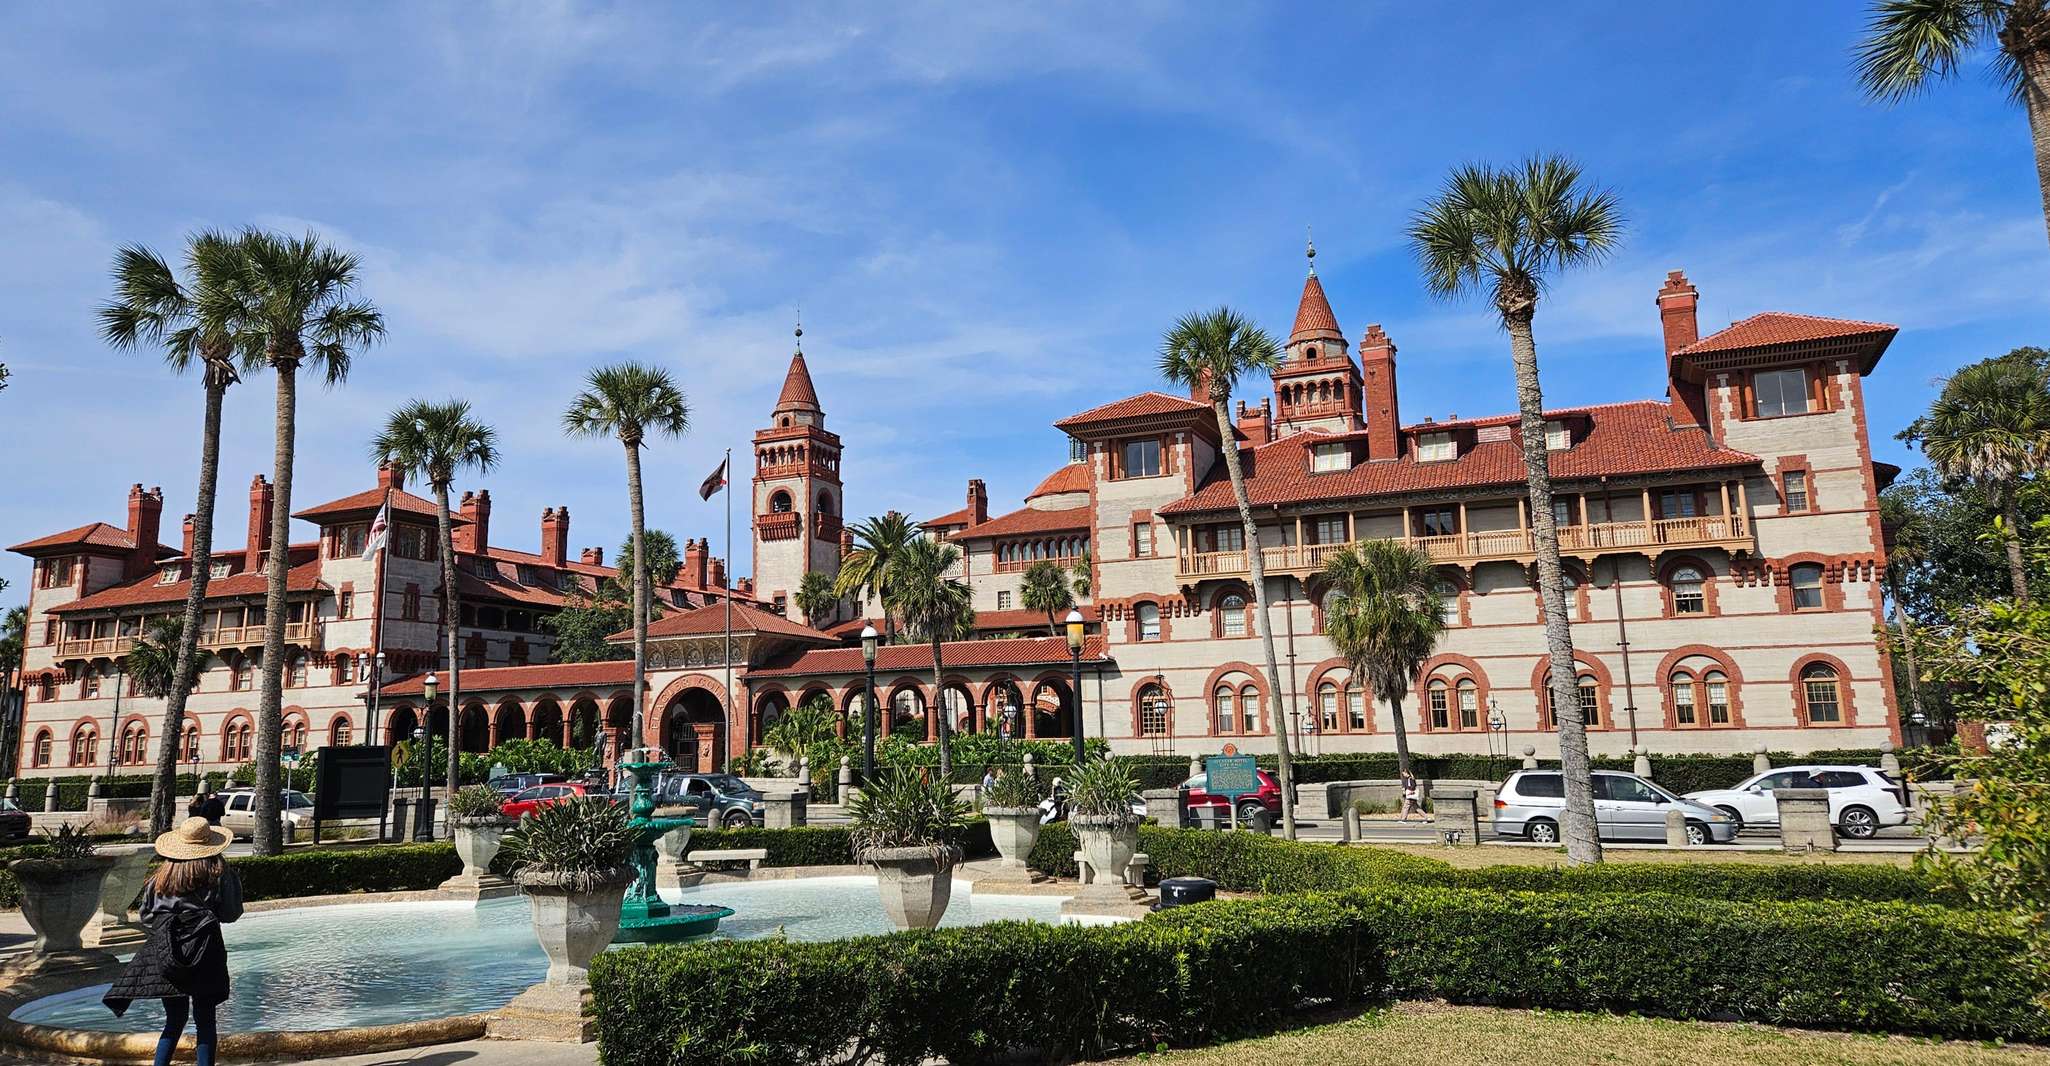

left=1112, top=1002, right=2050, bottom=1065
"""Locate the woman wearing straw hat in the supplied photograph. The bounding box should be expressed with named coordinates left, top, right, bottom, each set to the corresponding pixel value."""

left=103, top=816, right=243, bottom=1066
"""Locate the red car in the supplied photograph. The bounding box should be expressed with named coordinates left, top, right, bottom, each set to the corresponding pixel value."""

left=1176, top=769, right=1283, bottom=830
left=500, top=781, right=596, bottom=819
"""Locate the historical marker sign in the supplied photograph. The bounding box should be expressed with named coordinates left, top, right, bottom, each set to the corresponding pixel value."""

left=1204, top=754, right=1259, bottom=800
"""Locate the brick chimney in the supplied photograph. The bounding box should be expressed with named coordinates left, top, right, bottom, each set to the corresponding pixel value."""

left=839, top=529, right=854, bottom=559
left=682, top=537, right=709, bottom=589
left=1235, top=399, right=1272, bottom=445
left=540, top=506, right=568, bottom=568
left=1188, top=366, right=1214, bottom=403
left=738, top=577, right=754, bottom=597
left=376, top=462, right=405, bottom=492
left=581, top=546, right=604, bottom=566
left=126, top=484, right=163, bottom=577
left=708, top=557, right=727, bottom=591
left=455, top=489, right=492, bottom=553
left=246, top=475, right=273, bottom=572
left=966, top=479, right=988, bottom=527
left=182, top=514, right=196, bottom=559
left=1659, top=271, right=1708, bottom=427
left=1358, top=324, right=1402, bottom=460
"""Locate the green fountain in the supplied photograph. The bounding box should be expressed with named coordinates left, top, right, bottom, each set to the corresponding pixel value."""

left=613, top=751, right=731, bottom=943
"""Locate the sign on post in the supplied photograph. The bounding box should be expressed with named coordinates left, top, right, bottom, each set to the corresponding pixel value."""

left=1204, top=753, right=1259, bottom=830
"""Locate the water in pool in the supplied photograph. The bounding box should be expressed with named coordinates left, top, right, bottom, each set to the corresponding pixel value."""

left=11, top=877, right=1065, bottom=1034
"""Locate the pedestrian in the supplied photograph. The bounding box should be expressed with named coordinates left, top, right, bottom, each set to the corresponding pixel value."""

left=199, top=791, right=225, bottom=826
left=104, top=816, right=243, bottom=1066
left=980, top=765, right=997, bottom=794
left=1398, top=770, right=1421, bottom=822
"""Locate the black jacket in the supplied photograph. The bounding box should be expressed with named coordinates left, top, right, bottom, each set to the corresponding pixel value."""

left=104, top=868, right=243, bottom=1012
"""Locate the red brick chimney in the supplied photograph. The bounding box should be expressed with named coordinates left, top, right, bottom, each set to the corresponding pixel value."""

left=540, top=506, right=568, bottom=568
left=682, top=537, right=709, bottom=589
left=839, top=529, right=854, bottom=559
left=1235, top=399, right=1272, bottom=445
left=376, top=462, right=406, bottom=492
left=581, top=546, right=604, bottom=566
left=126, top=484, right=163, bottom=577
left=246, top=475, right=273, bottom=572
left=708, top=557, right=727, bottom=591
left=181, top=514, right=196, bottom=559
left=1358, top=324, right=1401, bottom=460
left=966, top=479, right=988, bottom=527
left=1659, top=271, right=1707, bottom=427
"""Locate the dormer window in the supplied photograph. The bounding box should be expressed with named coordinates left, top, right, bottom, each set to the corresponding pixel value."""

left=158, top=565, right=181, bottom=585
left=1545, top=420, right=1571, bottom=450
left=210, top=560, right=233, bottom=578
left=1310, top=442, right=1350, bottom=473
left=1068, top=436, right=1087, bottom=463
left=1416, top=432, right=1455, bottom=462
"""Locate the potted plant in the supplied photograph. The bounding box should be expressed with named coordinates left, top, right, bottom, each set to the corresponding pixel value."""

left=978, top=769, right=1046, bottom=874
left=442, top=785, right=517, bottom=899
left=1066, top=758, right=1142, bottom=888
left=650, top=804, right=701, bottom=888
left=6, top=824, right=116, bottom=969
left=501, top=797, right=636, bottom=988
left=850, top=768, right=968, bottom=930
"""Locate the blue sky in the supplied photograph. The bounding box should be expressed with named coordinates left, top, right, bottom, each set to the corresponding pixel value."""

left=3, top=3, right=2046, bottom=597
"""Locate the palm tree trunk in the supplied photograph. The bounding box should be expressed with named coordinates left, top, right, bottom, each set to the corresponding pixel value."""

left=2002, top=494, right=2030, bottom=601
left=1212, top=397, right=1296, bottom=838
left=253, top=358, right=297, bottom=856
left=625, top=442, right=648, bottom=757
left=2014, top=39, right=2050, bottom=253
left=932, top=638, right=951, bottom=781
left=148, top=372, right=227, bottom=834
left=1387, top=694, right=1413, bottom=781
left=1504, top=314, right=1601, bottom=865
left=435, top=483, right=461, bottom=807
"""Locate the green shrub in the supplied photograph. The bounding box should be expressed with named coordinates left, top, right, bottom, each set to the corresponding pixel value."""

left=978, top=767, right=1044, bottom=809
left=229, top=844, right=461, bottom=901
left=502, top=797, right=635, bottom=890
left=592, top=887, right=2048, bottom=1065
left=448, top=785, right=505, bottom=819
left=685, top=821, right=997, bottom=868
left=1421, top=861, right=1955, bottom=905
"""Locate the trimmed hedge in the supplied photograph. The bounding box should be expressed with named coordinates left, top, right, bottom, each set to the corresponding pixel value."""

left=591, top=886, right=2048, bottom=1064
left=684, top=821, right=997, bottom=867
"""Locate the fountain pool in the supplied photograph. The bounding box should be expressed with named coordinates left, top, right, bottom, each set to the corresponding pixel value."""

left=9, top=877, right=1066, bottom=1034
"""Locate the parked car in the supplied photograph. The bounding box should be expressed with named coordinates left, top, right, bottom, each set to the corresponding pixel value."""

left=1174, top=769, right=1283, bottom=830
left=0, top=798, right=31, bottom=843
left=1684, top=765, right=1910, bottom=839
left=1492, top=769, right=1738, bottom=845
left=487, top=772, right=564, bottom=799
left=652, top=772, right=765, bottom=828
left=499, top=781, right=600, bottom=820
left=218, top=788, right=315, bottom=841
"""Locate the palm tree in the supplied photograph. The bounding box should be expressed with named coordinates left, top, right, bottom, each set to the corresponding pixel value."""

left=99, top=232, right=248, bottom=835
left=1070, top=549, right=1092, bottom=600
left=1918, top=357, right=2050, bottom=600
left=563, top=362, right=690, bottom=754
left=0, top=604, right=23, bottom=771
left=792, top=570, right=839, bottom=629
left=371, top=399, right=500, bottom=812
left=1878, top=492, right=1931, bottom=729
left=835, top=512, right=919, bottom=638
left=1158, top=307, right=1298, bottom=837
left=765, top=694, right=838, bottom=772
left=1409, top=156, right=1622, bottom=865
left=1019, top=560, right=1074, bottom=636
left=885, top=536, right=973, bottom=780
left=1856, top=1, right=2050, bottom=251
left=211, top=228, right=384, bottom=855
left=125, top=617, right=185, bottom=701
left=1319, top=541, right=1446, bottom=780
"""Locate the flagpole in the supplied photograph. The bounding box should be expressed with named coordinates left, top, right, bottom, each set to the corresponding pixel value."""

left=722, top=447, right=733, bottom=772
left=368, top=487, right=391, bottom=748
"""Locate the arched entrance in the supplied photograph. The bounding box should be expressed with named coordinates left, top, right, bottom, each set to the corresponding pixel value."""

left=1031, top=677, right=1074, bottom=741
left=385, top=705, right=418, bottom=747
left=531, top=700, right=565, bottom=746
left=459, top=703, right=490, bottom=753
left=662, top=688, right=727, bottom=773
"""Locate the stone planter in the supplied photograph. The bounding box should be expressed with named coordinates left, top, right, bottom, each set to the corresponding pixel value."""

left=1071, top=816, right=1139, bottom=887
left=865, top=845, right=962, bottom=931
left=92, top=844, right=157, bottom=948
left=980, top=807, right=1041, bottom=873
left=489, top=868, right=632, bottom=1043
left=4, top=856, right=118, bottom=980
left=652, top=816, right=702, bottom=890
left=440, top=816, right=516, bottom=900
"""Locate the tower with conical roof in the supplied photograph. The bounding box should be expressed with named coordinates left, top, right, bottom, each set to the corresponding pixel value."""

left=752, top=323, right=845, bottom=620
left=1271, top=237, right=1364, bottom=435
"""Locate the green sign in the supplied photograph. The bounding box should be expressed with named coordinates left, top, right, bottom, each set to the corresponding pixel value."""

left=1205, top=754, right=1259, bottom=800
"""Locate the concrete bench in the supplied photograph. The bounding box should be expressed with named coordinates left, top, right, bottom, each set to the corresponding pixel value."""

left=687, top=848, right=768, bottom=873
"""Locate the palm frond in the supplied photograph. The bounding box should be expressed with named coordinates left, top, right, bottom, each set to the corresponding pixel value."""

left=1158, top=306, right=1280, bottom=401
left=1408, top=155, right=1624, bottom=314
left=370, top=398, right=501, bottom=489
left=561, top=361, right=690, bottom=446
left=1854, top=0, right=2001, bottom=102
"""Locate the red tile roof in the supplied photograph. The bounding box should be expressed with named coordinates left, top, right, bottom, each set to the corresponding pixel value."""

left=51, top=550, right=327, bottom=614
left=1678, top=312, right=1897, bottom=357
left=1027, top=464, right=1091, bottom=499
left=1053, top=391, right=1210, bottom=431
left=1158, top=400, right=1760, bottom=517
left=382, top=660, right=634, bottom=696
left=923, top=506, right=974, bottom=529
left=970, top=605, right=1100, bottom=633
left=9, top=522, right=140, bottom=554
left=775, top=352, right=822, bottom=413
left=749, top=635, right=1108, bottom=678
left=620, top=601, right=837, bottom=643
left=950, top=505, right=1089, bottom=540
left=1290, top=272, right=1343, bottom=343
left=294, top=487, right=466, bottom=524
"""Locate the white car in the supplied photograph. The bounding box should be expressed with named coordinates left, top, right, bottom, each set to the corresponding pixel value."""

left=219, top=789, right=316, bottom=840
left=1684, top=766, right=1910, bottom=839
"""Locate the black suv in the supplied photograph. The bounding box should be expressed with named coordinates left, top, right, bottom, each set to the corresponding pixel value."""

left=652, top=772, right=765, bottom=828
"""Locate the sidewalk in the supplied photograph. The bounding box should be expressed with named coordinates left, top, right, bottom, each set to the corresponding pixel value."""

left=0, top=1039, right=599, bottom=1065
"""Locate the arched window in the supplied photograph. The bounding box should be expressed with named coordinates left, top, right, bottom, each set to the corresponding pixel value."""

left=816, top=490, right=834, bottom=515
left=223, top=719, right=253, bottom=762
left=38, top=676, right=54, bottom=702
left=32, top=730, right=52, bottom=768
left=1218, top=593, right=1247, bottom=637
left=1213, top=687, right=1235, bottom=734
left=1801, top=663, right=1841, bottom=723
left=336, top=655, right=355, bottom=684
left=288, top=654, right=308, bottom=688
left=233, top=653, right=255, bottom=691
left=121, top=721, right=148, bottom=765
left=70, top=725, right=98, bottom=767
left=1672, top=672, right=1697, bottom=725
left=1703, top=670, right=1731, bottom=724
left=1135, top=602, right=1161, bottom=641
left=1137, top=684, right=1170, bottom=736
left=1434, top=580, right=1460, bottom=627
left=1427, top=679, right=1449, bottom=729
left=1321, top=588, right=1346, bottom=619
left=891, top=688, right=925, bottom=735
left=770, top=491, right=793, bottom=514
left=1318, top=682, right=1339, bottom=732
left=1542, top=673, right=1602, bottom=728
left=330, top=718, right=353, bottom=748
left=1348, top=686, right=1367, bottom=731
left=82, top=664, right=103, bottom=699
left=283, top=717, right=307, bottom=754
left=181, top=725, right=201, bottom=762
left=1237, top=684, right=1259, bottom=733
left=1457, top=678, right=1479, bottom=729
left=1789, top=563, right=1824, bottom=610
left=1669, top=566, right=1705, bottom=614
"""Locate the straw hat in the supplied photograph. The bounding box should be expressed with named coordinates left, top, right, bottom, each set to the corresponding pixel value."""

left=155, top=817, right=232, bottom=861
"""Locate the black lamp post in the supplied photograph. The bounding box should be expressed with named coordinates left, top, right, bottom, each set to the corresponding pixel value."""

left=415, top=672, right=438, bottom=841
left=860, top=624, right=879, bottom=782
left=1065, top=609, right=1086, bottom=764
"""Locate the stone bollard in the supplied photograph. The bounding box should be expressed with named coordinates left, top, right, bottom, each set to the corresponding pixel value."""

left=1752, top=743, right=1771, bottom=776
left=837, top=757, right=853, bottom=802
left=1878, top=741, right=1901, bottom=778
left=1021, top=754, right=1035, bottom=781
left=91, top=844, right=156, bottom=948
left=1342, top=804, right=1360, bottom=842
left=1188, top=754, right=1202, bottom=780
left=3, top=779, right=16, bottom=805
left=1664, top=807, right=1688, bottom=847
left=87, top=777, right=104, bottom=801
left=1633, top=746, right=1652, bottom=779
left=1774, top=788, right=1836, bottom=851
left=44, top=783, right=58, bottom=813
left=761, top=789, right=807, bottom=829
left=1520, top=745, right=1538, bottom=770
left=1431, top=788, right=1480, bottom=846
left=1142, top=789, right=1179, bottom=826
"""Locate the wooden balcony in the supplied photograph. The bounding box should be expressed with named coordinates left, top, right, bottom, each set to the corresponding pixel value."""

left=57, top=619, right=317, bottom=660
left=993, top=554, right=1083, bottom=575
left=1177, top=514, right=1752, bottom=582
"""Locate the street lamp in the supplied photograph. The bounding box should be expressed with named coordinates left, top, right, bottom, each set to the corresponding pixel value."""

left=417, top=672, right=438, bottom=841
left=859, top=624, right=879, bottom=782
left=1064, top=609, right=1086, bottom=764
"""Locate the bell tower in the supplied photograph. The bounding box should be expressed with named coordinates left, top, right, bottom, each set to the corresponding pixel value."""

left=752, top=324, right=844, bottom=621
left=1271, top=237, right=1364, bottom=435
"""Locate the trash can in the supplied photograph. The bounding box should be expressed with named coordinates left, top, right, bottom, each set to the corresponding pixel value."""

left=412, top=797, right=437, bottom=841
left=1156, top=876, right=1217, bottom=910
left=390, top=798, right=411, bottom=842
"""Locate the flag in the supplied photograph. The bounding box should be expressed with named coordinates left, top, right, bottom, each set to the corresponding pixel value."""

left=361, top=499, right=391, bottom=561
left=698, top=457, right=728, bottom=500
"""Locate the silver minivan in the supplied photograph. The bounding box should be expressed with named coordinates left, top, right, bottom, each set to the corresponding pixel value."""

left=1493, top=769, right=1738, bottom=845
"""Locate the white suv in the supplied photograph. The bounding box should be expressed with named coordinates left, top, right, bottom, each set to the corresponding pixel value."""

left=219, top=788, right=316, bottom=840
left=1684, top=766, right=1910, bottom=839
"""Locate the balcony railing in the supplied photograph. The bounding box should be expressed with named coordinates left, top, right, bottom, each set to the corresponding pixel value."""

left=1177, top=514, right=1751, bottom=581
left=57, top=619, right=316, bottom=659
left=756, top=513, right=801, bottom=542
left=994, top=554, right=1084, bottom=575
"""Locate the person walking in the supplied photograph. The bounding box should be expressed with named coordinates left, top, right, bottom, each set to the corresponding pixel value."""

left=980, top=766, right=998, bottom=795
left=1398, top=770, right=1422, bottom=823
left=104, top=816, right=243, bottom=1066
